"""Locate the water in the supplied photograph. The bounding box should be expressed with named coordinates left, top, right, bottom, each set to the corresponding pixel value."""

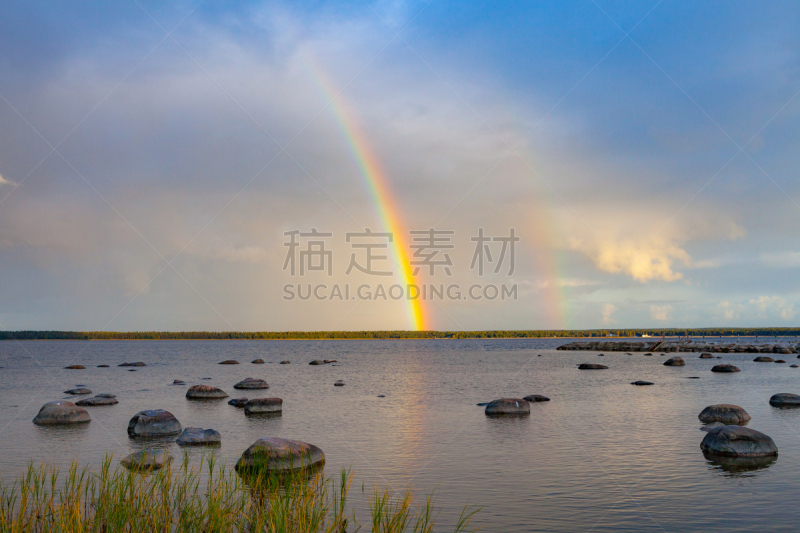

left=1, top=338, right=800, bottom=531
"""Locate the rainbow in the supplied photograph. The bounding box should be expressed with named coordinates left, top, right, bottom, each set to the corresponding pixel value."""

left=306, top=65, right=428, bottom=330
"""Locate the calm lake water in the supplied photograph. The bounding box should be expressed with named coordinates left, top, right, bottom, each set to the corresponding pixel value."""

left=1, top=338, right=800, bottom=531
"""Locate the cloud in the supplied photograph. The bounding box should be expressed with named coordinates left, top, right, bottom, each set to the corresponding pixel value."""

left=0, top=174, right=18, bottom=187
left=560, top=207, right=745, bottom=283
left=650, top=304, right=672, bottom=321
left=749, top=295, right=796, bottom=320
left=760, top=251, right=800, bottom=268
left=717, top=301, right=742, bottom=321
left=601, top=303, right=616, bottom=324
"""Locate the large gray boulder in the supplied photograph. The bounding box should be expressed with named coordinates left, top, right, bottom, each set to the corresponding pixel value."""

left=127, top=409, right=181, bottom=438
left=711, top=364, right=740, bottom=373
left=235, top=438, right=324, bottom=472
left=700, top=425, right=778, bottom=457
left=32, top=401, right=90, bottom=425
left=186, top=385, right=228, bottom=399
left=233, top=378, right=269, bottom=390
left=485, top=398, right=530, bottom=415
left=769, top=393, right=800, bottom=407
left=244, top=398, right=283, bottom=415
left=663, top=357, right=685, bottom=367
left=176, top=427, right=221, bottom=446
left=121, top=449, right=171, bottom=470
left=698, top=404, right=751, bottom=425
left=578, top=363, right=608, bottom=370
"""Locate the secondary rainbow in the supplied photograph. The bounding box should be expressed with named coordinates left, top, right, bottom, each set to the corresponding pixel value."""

left=306, top=64, right=427, bottom=330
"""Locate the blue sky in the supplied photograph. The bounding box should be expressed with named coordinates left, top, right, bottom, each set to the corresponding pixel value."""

left=0, top=0, right=798, bottom=331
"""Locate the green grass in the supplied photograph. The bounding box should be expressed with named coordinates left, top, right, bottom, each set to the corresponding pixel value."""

left=0, top=454, right=480, bottom=532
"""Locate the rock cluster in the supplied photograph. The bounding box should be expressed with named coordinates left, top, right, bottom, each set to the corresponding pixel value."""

left=558, top=340, right=799, bottom=354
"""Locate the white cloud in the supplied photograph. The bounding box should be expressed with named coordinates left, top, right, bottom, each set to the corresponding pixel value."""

left=0, top=174, right=19, bottom=187
left=760, top=251, right=800, bottom=268
left=717, top=301, right=742, bottom=321
left=749, top=295, right=796, bottom=320
left=601, top=303, right=616, bottom=324
left=560, top=207, right=745, bottom=283
left=650, top=304, right=672, bottom=321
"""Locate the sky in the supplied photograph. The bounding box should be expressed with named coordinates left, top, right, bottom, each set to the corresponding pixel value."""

left=0, top=0, right=798, bottom=331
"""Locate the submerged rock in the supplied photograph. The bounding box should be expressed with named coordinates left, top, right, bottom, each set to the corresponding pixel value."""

left=791, top=364, right=799, bottom=368
left=76, top=395, right=119, bottom=406
left=127, top=409, right=181, bottom=438
left=631, top=381, right=654, bottom=386
left=378, top=394, right=386, bottom=398
left=663, top=357, right=685, bottom=367
left=699, top=353, right=714, bottom=359
left=64, top=365, right=85, bottom=370
left=700, top=425, right=778, bottom=458
left=698, top=404, right=751, bottom=425
left=186, top=385, right=228, bottom=399
left=129, top=362, right=146, bottom=367
left=64, top=388, right=92, bottom=395
left=170, top=380, right=185, bottom=385
left=280, top=360, right=291, bottom=364
left=228, top=398, right=248, bottom=408
left=754, top=356, right=774, bottom=362
left=523, top=394, right=550, bottom=402
left=233, top=378, right=269, bottom=390
left=711, top=364, right=740, bottom=373
left=578, top=363, right=608, bottom=370
left=775, top=360, right=787, bottom=364
left=219, top=359, right=239, bottom=365
left=176, top=427, right=221, bottom=446
left=97, top=364, right=110, bottom=368
left=334, top=380, right=345, bottom=387
left=33, top=401, right=90, bottom=425
left=485, top=398, right=530, bottom=415
left=309, top=360, right=324, bottom=365
left=251, top=359, right=265, bottom=364
left=121, top=449, right=171, bottom=470
left=244, top=398, right=283, bottom=415
left=769, top=393, right=800, bottom=407
left=236, top=438, right=324, bottom=472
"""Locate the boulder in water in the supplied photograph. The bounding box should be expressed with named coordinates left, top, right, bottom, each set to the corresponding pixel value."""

left=698, top=404, right=751, bottom=425
left=64, top=388, right=92, bottom=395
left=251, top=359, right=265, bottom=364
left=228, top=398, right=248, bottom=408
left=176, top=427, right=221, bottom=446
left=334, top=380, right=345, bottom=387
left=485, top=398, right=530, bottom=415
left=121, top=449, right=171, bottom=470
left=170, top=380, right=185, bottom=385
left=663, top=357, right=685, bottom=367
left=186, top=385, right=228, bottom=400
left=219, top=359, right=239, bottom=365
left=775, top=360, right=786, bottom=364
left=76, top=395, right=118, bottom=406
left=699, top=353, right=714, bottom=359
left=309, top=360, right=324, bottom=365
left=769, top=393, right=800, bottom=407
left=711, top=364, right=740, bottom=373
left=97, top=364, right=109, bottom=368
left=233, top=378, right=269, bottom=390
left=631, top=381, right=654, bottom=386
left=700, top=425, right=778, bottom=458
left=129, top=362, right=146, bottom=367
left=523, top=394, right=550, bottom=402
left=64, top=365, right=85, bottom=370
left=280, top=360, right=291, bottom=364
left=32, top=401, right=90, bottom=425
left=127, top=409, right=181, bottom=438
left=236, top=438, right=324, bottom=472
left=578, top=363, right=608, bottom=370
left=754, top=356, right=774, bottom=362
left=244, top=398, right=283, bottom=415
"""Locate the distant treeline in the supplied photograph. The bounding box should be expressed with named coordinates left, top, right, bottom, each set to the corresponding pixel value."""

left=1, top=328, right=800, bottom=341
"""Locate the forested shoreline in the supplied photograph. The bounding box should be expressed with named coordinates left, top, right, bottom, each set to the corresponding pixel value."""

left=2, top=328, right=800, bottom=340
